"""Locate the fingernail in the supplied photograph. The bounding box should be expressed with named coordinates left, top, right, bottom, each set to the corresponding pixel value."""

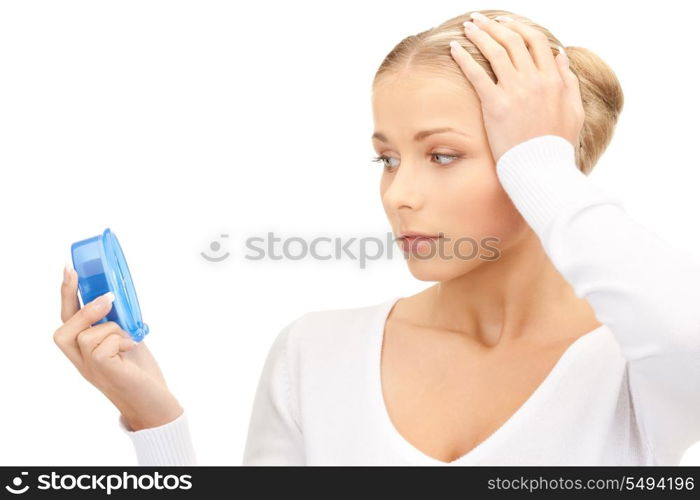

left=63, top=262, right=74, bottom=284
left=470, top=12, right=490, bottom=24
left=93, top=291, right=115, bottom=311
left=494, top=15, right=513, bottom=23
left=559, top=46, right=568, bottom=63
left=463, top=21, right=479, bottom=32
left=449, top=40, right=462, bottom=51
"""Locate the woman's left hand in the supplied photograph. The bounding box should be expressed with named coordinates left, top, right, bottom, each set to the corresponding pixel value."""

left=449, top=13, right=584, bottom=163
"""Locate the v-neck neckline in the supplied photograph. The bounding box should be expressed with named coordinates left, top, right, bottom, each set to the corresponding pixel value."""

left=371, top=296, right=607, bottom=465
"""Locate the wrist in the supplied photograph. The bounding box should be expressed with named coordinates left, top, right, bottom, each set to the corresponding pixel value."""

left=120, top=401, right=184, bottom=432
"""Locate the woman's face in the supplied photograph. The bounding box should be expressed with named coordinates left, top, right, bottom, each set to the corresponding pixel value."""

left=372, top=70, right=529, bottom=281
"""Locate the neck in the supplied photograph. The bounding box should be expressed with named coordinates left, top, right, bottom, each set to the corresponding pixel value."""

left=425, top=228, right=592, bottom=347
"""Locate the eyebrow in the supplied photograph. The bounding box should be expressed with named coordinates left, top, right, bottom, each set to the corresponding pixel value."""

left=371, top=127, right=469, bottom=143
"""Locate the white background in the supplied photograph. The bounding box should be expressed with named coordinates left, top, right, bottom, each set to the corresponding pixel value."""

left=1, top=0, right=699, bottom=466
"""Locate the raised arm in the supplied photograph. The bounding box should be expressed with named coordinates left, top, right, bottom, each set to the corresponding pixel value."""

left=496, top=134, right=700, bottom=464
left=449, top=13, right=700, bottom=464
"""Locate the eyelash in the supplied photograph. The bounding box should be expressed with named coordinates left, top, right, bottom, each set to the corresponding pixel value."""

left=371, top=153, right=463, bottom=171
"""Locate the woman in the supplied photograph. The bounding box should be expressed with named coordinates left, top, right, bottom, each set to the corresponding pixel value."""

left=54, top=9, right=700, bottom=465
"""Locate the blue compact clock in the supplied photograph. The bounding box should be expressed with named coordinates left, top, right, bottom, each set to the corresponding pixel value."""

left=70, top=228, right=150, bottom=342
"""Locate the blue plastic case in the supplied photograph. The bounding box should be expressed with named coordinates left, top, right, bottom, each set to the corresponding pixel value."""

left=70, top=228, right=150, bottom=342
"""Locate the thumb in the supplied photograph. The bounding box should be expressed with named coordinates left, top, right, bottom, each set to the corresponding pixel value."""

left=64, top=291, right=115, bottom=333
left=119, top=336, right=139, bottom=353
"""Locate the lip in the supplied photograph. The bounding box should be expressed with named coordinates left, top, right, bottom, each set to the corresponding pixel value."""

left=398, top=234, right=441, bottom=254
left=398, top=230, right=441, bottom=239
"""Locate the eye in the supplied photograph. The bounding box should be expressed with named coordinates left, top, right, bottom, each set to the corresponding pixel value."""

left=371, top=152, right=463, bottom=171
left=371, top=155, right=400, bottom=171
left=431, top=153, right=462, bottom=165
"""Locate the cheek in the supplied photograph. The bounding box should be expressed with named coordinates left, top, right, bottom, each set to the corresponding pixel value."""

left=442, top=165, right=525, bottom=246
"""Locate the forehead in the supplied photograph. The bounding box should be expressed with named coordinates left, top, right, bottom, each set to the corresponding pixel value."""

left=372, top=71, right=481, bottom=134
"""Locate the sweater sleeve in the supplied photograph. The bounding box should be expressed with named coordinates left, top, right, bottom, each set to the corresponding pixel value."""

left=241, top=318, right=305, bottom=465
left=496, top=135, right=700, bottom=464
left=117, top=408, right=198, bottom=465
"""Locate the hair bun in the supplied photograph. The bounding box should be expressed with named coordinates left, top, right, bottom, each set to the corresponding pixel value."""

left=564, top=45, right=624, bottom=174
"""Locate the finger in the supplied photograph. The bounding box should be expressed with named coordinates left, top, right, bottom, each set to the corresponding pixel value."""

left=60, top=264, right=81, bottom=323
left=62, top=291, right=115, bottom=335
left=54, top=265, right=86, bottom=368
left=494, top=15, right=558, bottom=74
left=76, top=321, right=133, bottom=363
left=449, top=40, right=498, bottom=102
left=469, top=12, right=535, bottom=73
left=462, top=20, right=518, bottom=84
left=54, top=291, right=115, bottom=366
left=556, top=48, right=580, bottom=93
left=555, top=49, right=584, bottom=121
left=91, top=333, right=135, bottom=373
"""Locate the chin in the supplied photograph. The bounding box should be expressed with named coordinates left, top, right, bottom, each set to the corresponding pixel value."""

left=404, top=256, right=485, bottom=282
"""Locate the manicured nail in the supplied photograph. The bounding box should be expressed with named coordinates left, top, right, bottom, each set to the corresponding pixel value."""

left=494, top=15, right=513, bottom=23
left=449, top=40, right=462, bottom=51
left=470, top=12, right=490, bottom=24
left=93, top=291, right=115, bottom=311
left=558, top=45, right=568, bottom=62
left=63, top=261, right=75, bottom=283
left=463, top=21, right=479, bottom=32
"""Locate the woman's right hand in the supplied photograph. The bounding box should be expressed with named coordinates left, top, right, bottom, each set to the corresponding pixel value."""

left=53, top=265, right=184, bottom=431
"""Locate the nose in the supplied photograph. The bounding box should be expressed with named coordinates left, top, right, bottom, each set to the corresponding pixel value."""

left=381, top=159, right=424, bottom=211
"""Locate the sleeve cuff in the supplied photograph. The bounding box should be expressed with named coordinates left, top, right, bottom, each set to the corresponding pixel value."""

left=495, top=135, right=624, bottom=238
left=118, top=410, right=198, bottom=466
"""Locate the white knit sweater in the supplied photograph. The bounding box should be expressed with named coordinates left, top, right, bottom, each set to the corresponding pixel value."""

left=118, top=135, right=700, bottom=465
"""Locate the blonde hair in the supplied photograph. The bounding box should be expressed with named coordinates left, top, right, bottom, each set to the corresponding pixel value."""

left=373, top=9, right=624, bottom=175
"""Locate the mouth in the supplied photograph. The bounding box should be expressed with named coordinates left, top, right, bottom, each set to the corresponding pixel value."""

left=398, top=231, right=441, bottom=240
left=398, top=233, right=442, bottom=253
